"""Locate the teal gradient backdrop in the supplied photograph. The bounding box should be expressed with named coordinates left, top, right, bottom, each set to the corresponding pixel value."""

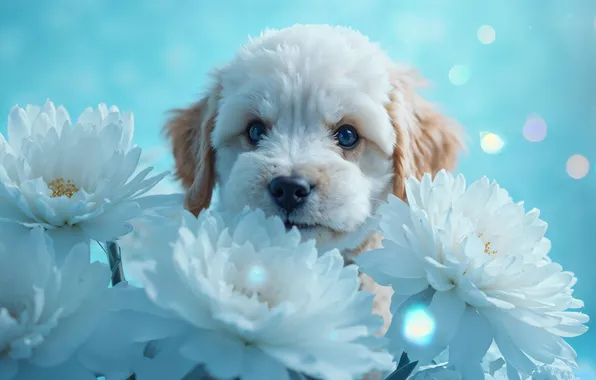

left=1, top=0, right=594, bottom=376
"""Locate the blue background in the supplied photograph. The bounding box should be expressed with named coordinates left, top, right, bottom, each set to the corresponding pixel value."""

left=0, top=0, right=594, bottom=377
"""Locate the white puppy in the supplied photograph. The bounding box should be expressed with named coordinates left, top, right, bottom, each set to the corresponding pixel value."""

left=165, top=24, right=464, bottom=335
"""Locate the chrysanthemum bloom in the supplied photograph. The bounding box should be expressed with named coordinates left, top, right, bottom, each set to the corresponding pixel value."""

left=0, top=100, right=178, bottom=257
left=487, top=360, right=579, bottom=380
left=117, top=208, right=395, bottom=380
left=355, top=170, right=588, bottom=379
left=528, top=361, right=578, bottom=380
left=482, top=342, right=578, bottom=380
left=0, top=224, right=111, bottom=379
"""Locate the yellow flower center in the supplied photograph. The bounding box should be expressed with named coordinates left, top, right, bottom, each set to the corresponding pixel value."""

left=47, top=178, right=79, bottom=198
left=463, top=233, right=499, bottom=276
left=478, top=233, right=497, bottom=255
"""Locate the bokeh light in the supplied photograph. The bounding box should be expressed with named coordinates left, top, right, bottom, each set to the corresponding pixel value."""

left=448, top=65, right=471, bottom=86
left=480, top=132, right=505, bottom=154
left=246, top=264, right=268, bottom=288
left=477, top=25, right=496, bottom=44
left=522, top=114, right=547, bottom=142
left=402, top=306, right=435, bottom=345
left=566, top=154, right=590, bottom=179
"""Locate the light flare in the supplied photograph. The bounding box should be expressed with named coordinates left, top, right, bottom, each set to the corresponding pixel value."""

left=403, top=306, right=435, bottom=346
left=246, top=264, right=268, bottom=289
left=480, top=132, right=505, bottom=154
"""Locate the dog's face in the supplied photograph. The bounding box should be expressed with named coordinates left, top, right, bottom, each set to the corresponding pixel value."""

left=166, top=25, right=463, bottom=253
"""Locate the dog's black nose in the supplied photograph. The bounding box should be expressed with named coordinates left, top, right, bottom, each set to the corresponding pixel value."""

left=268, top=176, right=311, bottom=212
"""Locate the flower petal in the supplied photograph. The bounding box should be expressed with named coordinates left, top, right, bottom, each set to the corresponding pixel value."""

left=78, top=202, right=141, bottom=241
left=31, top=112, right=52, bottom=139
left=355, top=244, right=426, bottom=285
left=179, top=330, right=245, bottom=379
left=0, top=200, right=36, bottom=225
left=45, top=226, right=89, bottom=262
left=427, top=289, right=466, bottom=352
left=486, top=313, right=537, bottom=374
left=448, top=308, right=493, bottom=377
left=424, top=256, right=456, bottom=292
left=120, top=111, right=134, bottom=149
left=134, top=193, right=185, bottom=211
left=55, top=105, right=71, bottom=131
left=7, top=105, right=29, bottom=153
left=132, top=342, right=197, bottom=380
left=241, top=346, right=291, bottom=380
left=32, top=302, right=102, bottom=367
left=389, top=276, right=431, bottom=296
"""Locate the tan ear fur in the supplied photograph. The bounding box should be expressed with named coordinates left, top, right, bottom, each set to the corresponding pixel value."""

left=386, top=67, right=466, bottom=199
left=163, top=95, right=218, bottom=217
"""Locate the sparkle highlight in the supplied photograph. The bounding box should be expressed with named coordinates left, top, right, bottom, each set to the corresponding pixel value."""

left=403, top=306, right=435, bottom=346
left=246, top=264, right=267, bottom=288
left=480, top=132, right=505, bottom=154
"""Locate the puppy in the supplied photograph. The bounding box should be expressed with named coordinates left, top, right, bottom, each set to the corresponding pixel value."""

left=164, top=24, right=464, bottom=336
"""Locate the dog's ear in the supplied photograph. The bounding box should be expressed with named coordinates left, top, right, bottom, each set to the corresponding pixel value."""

left=163, top=91, right=218, bottom=217
left=386, top=66, right=466, bottom=199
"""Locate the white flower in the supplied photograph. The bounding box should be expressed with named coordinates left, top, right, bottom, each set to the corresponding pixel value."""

left=481, top=343, right=578, bottom=380
left=0, top=100, right=178, bottom=257
left=118, top=192, right=186, bottom=254
left=355, top=170, right=589, bottom=379
left=115, top=208, right=395, bottom=380
left=487, top=359, right=578, bottom=380
left=531, top=360, right=578, bottom=380
left=0, top=223, right=111, bottom=379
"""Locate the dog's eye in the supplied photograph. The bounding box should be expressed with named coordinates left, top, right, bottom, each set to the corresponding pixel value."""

left=334, top=125, right=359, bottom=149
left=247, top=121, right=267, bottom=145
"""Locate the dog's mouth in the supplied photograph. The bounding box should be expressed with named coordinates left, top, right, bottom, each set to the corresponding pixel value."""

left=283, top=220, right=321, bottom=231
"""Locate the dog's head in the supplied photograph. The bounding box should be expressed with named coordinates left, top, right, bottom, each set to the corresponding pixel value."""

left=165, top=24, right=464, bottom=252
